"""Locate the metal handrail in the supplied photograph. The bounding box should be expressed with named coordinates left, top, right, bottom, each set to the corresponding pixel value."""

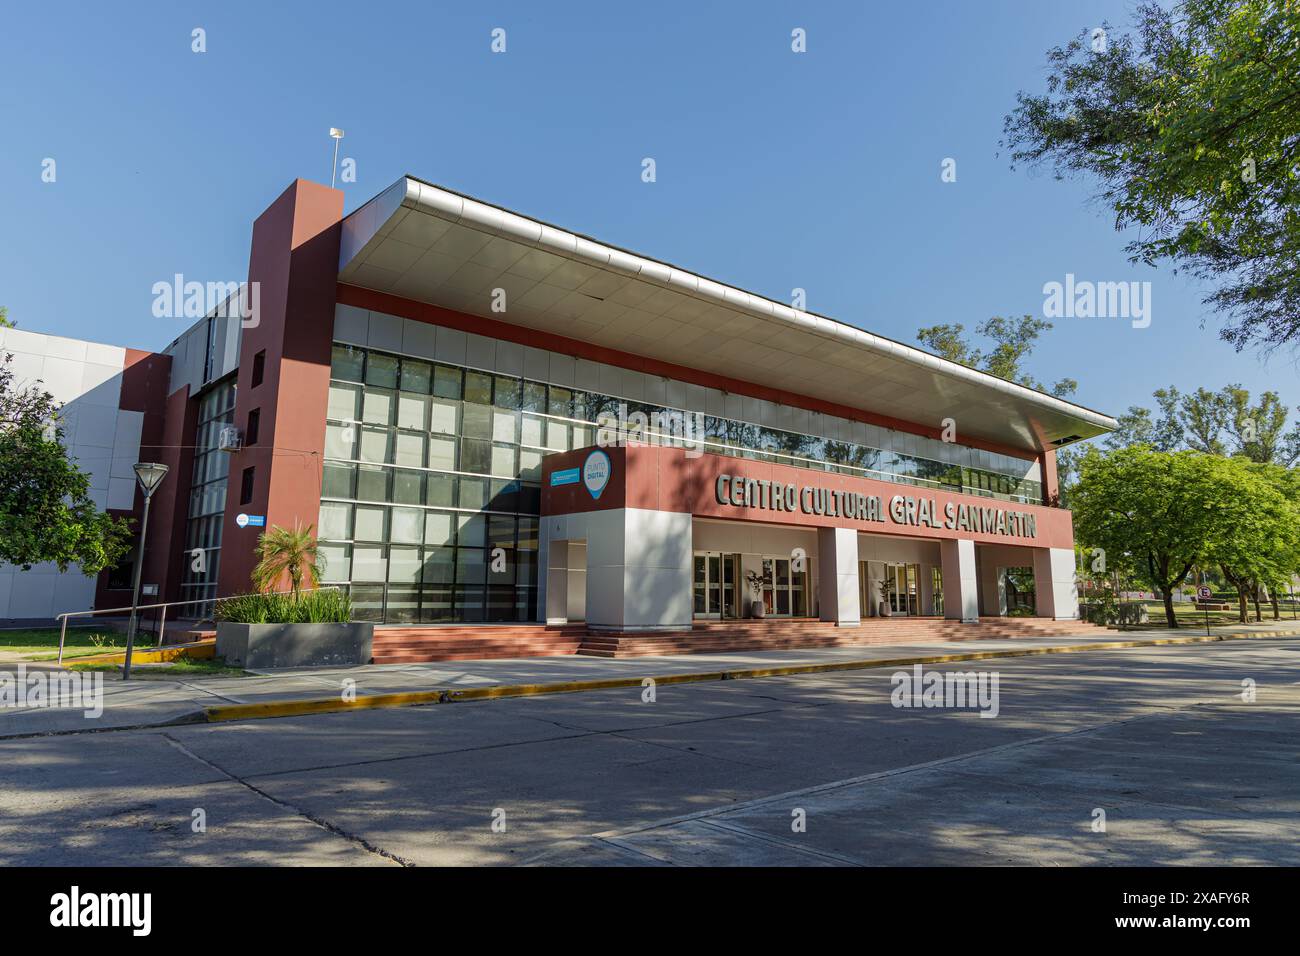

left=54, top=585, right=342, bottom=664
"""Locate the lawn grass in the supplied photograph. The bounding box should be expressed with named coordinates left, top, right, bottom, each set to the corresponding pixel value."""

left=1130, top=601, right=1300, bottom=629
left=68, top=658, right=247, bottom=679
left=0, top=627, right=157, bottom=660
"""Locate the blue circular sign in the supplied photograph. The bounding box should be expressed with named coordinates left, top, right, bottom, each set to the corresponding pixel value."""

left=582, top=449, right=611, bottom=500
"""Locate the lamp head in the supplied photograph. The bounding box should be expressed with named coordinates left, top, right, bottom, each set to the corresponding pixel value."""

left=132, top=462, right=169, bottom=497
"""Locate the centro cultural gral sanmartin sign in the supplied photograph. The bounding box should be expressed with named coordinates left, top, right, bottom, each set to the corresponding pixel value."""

left=714, top=473, right=1038, bottom=540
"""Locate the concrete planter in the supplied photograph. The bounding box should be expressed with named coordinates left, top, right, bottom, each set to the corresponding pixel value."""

left=216, top=622, right=374, bottom=669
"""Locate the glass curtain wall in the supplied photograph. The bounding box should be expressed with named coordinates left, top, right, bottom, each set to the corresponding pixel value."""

left=321, top=343, right=1044, bottom=623
left=180, top=378, right=237, bottom=615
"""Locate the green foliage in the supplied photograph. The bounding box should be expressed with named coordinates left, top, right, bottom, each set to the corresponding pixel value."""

left=1004, top=0, right=1300, bottom=351
left=1105, top=383, right=1300, bottom=466
left=251, top=523, right=322, bottom=598
left=0, top=306, right=12, bottom=328
left=916, top=315, right=1077, bottom=398
left=0, top=351, right=131, bottom=572
left=215, top=588, right=352, bottom=624
left=1072, top=444, right=1300, bottom=626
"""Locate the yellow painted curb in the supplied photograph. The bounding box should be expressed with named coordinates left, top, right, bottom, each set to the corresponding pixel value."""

left=73, top=641, right=216, bottom=666
left=199, top=629, right=1300, bottom=724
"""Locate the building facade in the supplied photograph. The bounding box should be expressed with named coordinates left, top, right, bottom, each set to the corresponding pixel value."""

left=3, top=176, right=1116, bottom=629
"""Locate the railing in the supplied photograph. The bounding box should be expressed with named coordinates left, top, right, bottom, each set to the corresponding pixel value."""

left=54, top=586, right=342, bottom=665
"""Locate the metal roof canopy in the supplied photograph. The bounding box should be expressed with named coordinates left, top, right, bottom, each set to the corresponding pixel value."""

left=338, top=176, right=1116, bottom=455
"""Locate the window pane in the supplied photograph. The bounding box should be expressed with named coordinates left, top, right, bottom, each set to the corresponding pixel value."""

left=388, top=546, right=422, bottom=583
left=493, top=376, right=521, bottom=410
left=390, top=507, right=423, bottom=544
left=354, top=505, right=387, bottom=542
left=353, top=546, right=387, bottom=581
left=362, top=387, right=395, bottom=425
left=464, top=370, right=493, bottom=405
left=457, top=513, right=486, bottom=547
left=318, top=543, right=351, bottom=582
left=328, top=382, right=361, bottom=421
left=325, top=423, right=356, bottom=460
left=425, top=472, right=456, bottom=507
left=429, top=398, right=458, bottom=436
left=519, top=448, right=543, bottom=482
left=366, top=352, right=398, bottom=388
left=522, top=381, right=547, bottom=413
left=392, top=468, right=424, bottom=505
left=401, top=359, right=432, bottom=394
left=318, top=502, right=352, bottom=540
left=547, top=387, right=572, bottom=417
left=359, top=426, right=392, bottom=464
left=433, top=364, right=462, bottom=399
left=424, top=511, right=455, bottom=547
left=459, top=477, right=487, bottom=511
left=322, top=462, right=356, bottom=499
left=460, top=438, right=492, bottom=475
left=493, top=409, right=519, bottom=444
left=356, top=465, right=389, bottom=502
left=521, top=414, right=544, bottom=448
left=545, top=421, right=569, bottom=451
left=487, top=515, right=516, bottom=550
left=461, top=402, right=492, bottom=439
left=490, top=443, right=517, bottom=477
left=397, top=393, right=429, bottom=430
left=487, top=479, right=519, bottom=512
left=394, top=431, right=427, bottom=468
left=428, top=436, right=457, bottom=471
left=456, top=548, right=486, bottom=584
left=422, top=548, right=455, bottom=584
left=420, top=584, right=454, bottom=622
left=331, top=345, right=365, bottom=382
left=350, top=584, right=385, bottom=622
left=517, top=517, right=538, bottom=550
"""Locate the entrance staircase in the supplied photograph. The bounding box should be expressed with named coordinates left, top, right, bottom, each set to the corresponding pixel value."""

left=370, top=616, right=1109, bottom=664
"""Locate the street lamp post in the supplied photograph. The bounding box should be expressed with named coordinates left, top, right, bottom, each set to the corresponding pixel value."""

left=123, top=462, right=169, bottom=681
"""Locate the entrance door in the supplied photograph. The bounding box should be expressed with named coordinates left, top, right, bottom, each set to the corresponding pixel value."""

left=887, top=564, right=921, bottom=615
left=693, top=552, right=739, bottom=619
left=762, top=556, right=808, bottom=617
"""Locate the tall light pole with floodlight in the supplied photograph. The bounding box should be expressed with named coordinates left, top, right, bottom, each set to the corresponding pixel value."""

left=122, top=462, right=169, bottom=681
left=330, top=128, right=345, bottom=188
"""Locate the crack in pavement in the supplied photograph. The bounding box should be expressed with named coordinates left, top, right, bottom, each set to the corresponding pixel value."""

left=159, top=732, right=414, bottom=867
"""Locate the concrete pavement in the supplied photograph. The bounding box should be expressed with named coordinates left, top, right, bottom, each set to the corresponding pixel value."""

left=2, top=621, right=1298, bottom=735
left=0, top=637, right=1296, bottom=865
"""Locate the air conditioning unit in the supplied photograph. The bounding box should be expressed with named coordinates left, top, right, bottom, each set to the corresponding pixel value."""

left=217, top=425, right=243, bottom=452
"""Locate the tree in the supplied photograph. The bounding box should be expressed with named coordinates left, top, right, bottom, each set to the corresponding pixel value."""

left=917, top=315, right=1078, bottom=397
left=1106, top=382, right=1300, bottom=465
left=1071, top=445, right=1255, bottom=627
left=0, top=306, right=12, bottom=329
left=252, top=523, right=323, bottom=599
left=1207, top=461, right=1299, bottom=622
left=0, top=353, right=131, bottom=572
left=1004, top=1, right=1300, bottom=352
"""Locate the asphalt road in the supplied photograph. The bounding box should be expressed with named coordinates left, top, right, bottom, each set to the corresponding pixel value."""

left=2, top=639, right=1297, bottom=866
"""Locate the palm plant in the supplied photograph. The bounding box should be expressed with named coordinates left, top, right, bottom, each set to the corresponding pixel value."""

left=251, top=522, right=324, bottom=600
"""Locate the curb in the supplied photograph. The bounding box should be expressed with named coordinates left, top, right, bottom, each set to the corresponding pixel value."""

left=200, top=628, right=1300, bottom=724
left=65, top=641, right=216, bottom=666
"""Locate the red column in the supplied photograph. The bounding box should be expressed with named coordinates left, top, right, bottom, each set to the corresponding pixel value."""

left=218, top=179, right=344, bottom=597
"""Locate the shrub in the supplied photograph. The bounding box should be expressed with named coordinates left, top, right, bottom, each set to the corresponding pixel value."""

left=215, top=588, right=352, bottom=624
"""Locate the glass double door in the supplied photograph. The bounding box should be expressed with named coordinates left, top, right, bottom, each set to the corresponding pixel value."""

left=761, top=556, right=808, bottom=617
left=693, top=552, right=739, bottom=619
left=890, top=563, right=921, bottom=615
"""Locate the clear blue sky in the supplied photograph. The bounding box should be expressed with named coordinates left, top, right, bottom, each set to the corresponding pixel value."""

left=2, top=0, right=1296, bottom=424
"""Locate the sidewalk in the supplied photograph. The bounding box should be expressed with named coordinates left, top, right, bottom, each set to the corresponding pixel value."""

left=2, top=622, right=1298, bottom=737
